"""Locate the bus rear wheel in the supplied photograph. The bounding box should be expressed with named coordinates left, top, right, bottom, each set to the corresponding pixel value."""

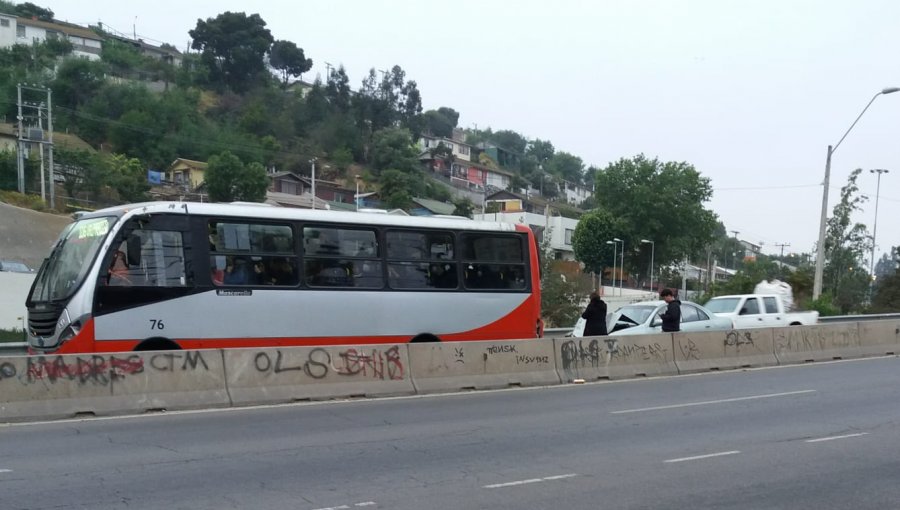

left=410, top=334, right=441, bottom=343
left=134, top=337, right=182, bottom=351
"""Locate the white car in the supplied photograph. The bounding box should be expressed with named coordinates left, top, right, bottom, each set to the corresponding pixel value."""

left=570, top=300, right=733, bottom=337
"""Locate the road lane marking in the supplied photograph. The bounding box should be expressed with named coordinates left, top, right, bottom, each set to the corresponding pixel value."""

left=312, top=502, right=377, bottom=510
left=664, top=451, right=741, bottom=463
left=0, top=469, right=11, bottom=473
left=611, top=390, right=817, bottom=414
left=806, top=432, right=869, bottom=443
left=484, top=473, right=578, bottom=489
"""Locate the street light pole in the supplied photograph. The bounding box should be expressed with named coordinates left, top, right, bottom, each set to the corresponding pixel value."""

left=869, top=169, right=889, bottom=280
left=641, top=239, right=655, bottom=293
left=606, top=240, right=618, bottom=294
left=309, top=157, right=317, bottom=210
left=813, top=87, right=900, bottom=300
left=355, top=175, right=362, bottom=211
left=618, top=238, right=625, bottom=297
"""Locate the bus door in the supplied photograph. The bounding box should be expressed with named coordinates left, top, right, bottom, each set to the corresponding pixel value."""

left=94, top=214, right=196, bottom=316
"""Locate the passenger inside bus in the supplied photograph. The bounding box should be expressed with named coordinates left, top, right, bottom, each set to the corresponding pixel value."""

left=223, top=257, right=251, bottom=285
left=107, top=250, right=131, bottom=286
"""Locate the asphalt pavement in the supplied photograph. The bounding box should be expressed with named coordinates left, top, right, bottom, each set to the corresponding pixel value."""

left=3, top=356, right=900, bottom=509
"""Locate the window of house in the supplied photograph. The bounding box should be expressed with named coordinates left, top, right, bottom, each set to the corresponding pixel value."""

left=1, top=19, right=10, bottom=27
left=281, top=181, right=298, bottom=195
left=459, top=145, right=470, bottom=155
left=564, top=229, right=574, bottom=245
left=16, top=24, right=25, bottom=37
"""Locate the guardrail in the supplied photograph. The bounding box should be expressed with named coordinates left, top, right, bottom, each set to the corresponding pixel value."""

left=820, top=313, right=900, bottom=323
left=0, top=342, right=27, bottom=353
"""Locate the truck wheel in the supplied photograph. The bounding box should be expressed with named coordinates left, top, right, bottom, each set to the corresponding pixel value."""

left=410, top=334, right=441, bottom=343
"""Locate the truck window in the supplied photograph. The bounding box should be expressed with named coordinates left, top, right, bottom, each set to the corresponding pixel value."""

left=763, top=296, right=778, bottom=314
left=740, top=298, right=760, bottom=315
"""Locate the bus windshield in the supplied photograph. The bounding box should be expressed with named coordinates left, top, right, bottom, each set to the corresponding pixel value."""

left=28, top=216, right=116, bottom=303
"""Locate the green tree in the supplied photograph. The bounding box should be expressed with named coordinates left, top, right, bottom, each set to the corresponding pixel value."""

left=14, top=2, right=53, bottom=20
left=593, top=154, right=718, bottom=279
left=268, top=39, right=312, bottom=87
left=371, top=127, right=419, bottom=175
left=452, top=197, right=475, bottom=218
left=526, top=138, right=555, bottom=164
left=107, top=154, right=150, bottom=202
left=51, top=58, right=108, bottom=112
left=205, top=151, right=268, bottom=202
left=871, top=250, right=900, bottom=312
left=325, top=65, right=352, bottom=113
left=540, top=234, right=588, bottom=328
left=823, top=168, right=871, bottom=313
left=379, top=169, right=414, bottom=210
left=331, top=146, right=353, bottom=172
left=547, top=151, right=584, bottom=184
left=189, top=12, right=275, bottom=92
left=571, top=208, right=628, bottom=275
left=423, top=107, right=458, bottom=138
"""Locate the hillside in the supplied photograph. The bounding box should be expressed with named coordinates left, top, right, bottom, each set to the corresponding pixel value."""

left=0, top=202, right=71, bottom=268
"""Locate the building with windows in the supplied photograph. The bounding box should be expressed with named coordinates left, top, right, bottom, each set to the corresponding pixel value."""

left=475, top=190, right=582, bottom=261
left=0, top=15, right=103, bottom=60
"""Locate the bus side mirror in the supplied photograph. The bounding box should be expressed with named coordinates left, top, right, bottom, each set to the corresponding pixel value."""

left=127, top=235, right=142, bottom=266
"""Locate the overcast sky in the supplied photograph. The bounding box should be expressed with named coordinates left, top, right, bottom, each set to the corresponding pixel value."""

left=48, top=0, right=900, bottom=259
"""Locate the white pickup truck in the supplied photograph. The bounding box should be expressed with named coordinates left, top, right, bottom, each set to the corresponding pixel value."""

left=704, top=294, right=819, bottom=328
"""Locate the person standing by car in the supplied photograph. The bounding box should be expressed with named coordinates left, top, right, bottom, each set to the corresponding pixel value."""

left=659, top=288, right=681, bottom=332
left=581, top=290, right=608, bottom=336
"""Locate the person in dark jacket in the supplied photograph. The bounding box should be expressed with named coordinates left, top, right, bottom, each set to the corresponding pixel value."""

left=659, top=288, right=681, bottom=332
left=581, top=290, right=608, bottom=336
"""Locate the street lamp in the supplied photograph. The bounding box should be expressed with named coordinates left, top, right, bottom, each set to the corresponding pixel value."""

left=615, top=238, right=624, bottom=296
left=606, top=240, right=619, bottom=294
left=869, top=169, right=889, bottom=280
left=813, top=87, right=900, bottom=300
left=354, top=175, right=362, bottom=211
left=641, top=239, right=655, bottom=293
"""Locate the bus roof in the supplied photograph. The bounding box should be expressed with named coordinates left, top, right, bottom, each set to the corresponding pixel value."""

left=81, top=201, right=525, bottom=232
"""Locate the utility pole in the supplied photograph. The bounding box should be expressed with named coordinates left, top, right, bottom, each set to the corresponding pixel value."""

left=730, top=230, right=740, bottom=269
left=16, top=83, right=54, bottom=205
left=775, top=243, right=791, bottom=278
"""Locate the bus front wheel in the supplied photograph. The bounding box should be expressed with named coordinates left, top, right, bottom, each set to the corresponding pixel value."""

left=134, top=337, right=182, bottom=351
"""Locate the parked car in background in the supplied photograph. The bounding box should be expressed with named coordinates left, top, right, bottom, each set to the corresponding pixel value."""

left=704, top=294, right=818, bottom=328
left=0, top=259, right=33, bottom=273
left=570, top=300, right=733, bottom=337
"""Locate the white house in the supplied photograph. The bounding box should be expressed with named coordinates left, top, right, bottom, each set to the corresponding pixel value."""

left=0, top=16, right=103, bottom=60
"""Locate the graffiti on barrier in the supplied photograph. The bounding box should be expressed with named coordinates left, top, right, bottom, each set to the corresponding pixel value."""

left=253, top=346, right=404, bottom=381
left=0, top=351, right=210, bottom=386
left=724, top=330, right=756, bottom=351
left=775, top=327, right=859, bottom=353
left=561, top=337, right=670, bottom=371
left=678, top=339, right=701, bottom=361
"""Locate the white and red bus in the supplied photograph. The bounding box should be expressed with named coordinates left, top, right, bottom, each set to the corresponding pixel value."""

left=26, top=202, right=543, bottom=354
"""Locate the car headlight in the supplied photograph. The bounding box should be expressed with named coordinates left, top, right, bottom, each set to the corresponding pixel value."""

left=56, top=309, right=84, bottom=344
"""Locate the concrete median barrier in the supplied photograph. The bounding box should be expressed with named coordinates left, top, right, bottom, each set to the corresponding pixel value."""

left=0, top=350, right=230, bottom=423
left=408, top=339, right=559, bottom=393
left=858, top=320, right=900, bottom=356
left=673, top=329, right=778, bottom=373
left=774, top=323, right=862, bottom=364
left=224, top=344, right=415, bottom=406
left=555, top=333, right=677, bottom=382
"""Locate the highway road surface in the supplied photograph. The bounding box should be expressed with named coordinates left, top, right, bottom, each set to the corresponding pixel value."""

left=3, top=356, right=900, bottom=509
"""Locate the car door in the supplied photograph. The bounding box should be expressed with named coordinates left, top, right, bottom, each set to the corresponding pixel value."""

left=761, top=296, right=784, bottom=327
left=679, top=303, right=711, bottom=332
left=732, top=296, right=764, bottom=329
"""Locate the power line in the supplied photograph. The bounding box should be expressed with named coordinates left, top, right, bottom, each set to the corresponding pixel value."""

left=714, top=184, right=819, bottom=191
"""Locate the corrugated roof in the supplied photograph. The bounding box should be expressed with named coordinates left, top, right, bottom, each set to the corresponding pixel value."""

left=411, top=197, right=455, bottom=215
left=17, top=17, right=102, bottom=41
left=0, top=123, right=93, bottom=152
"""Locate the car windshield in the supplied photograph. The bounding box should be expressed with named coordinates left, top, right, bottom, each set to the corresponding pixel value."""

left=28, top=216, right=116, bottom=303
left=1, top=260, right=31, bottom=272
left=613, top=305, right=658, bottom=326
left=704, top=297, right=742, bottom=313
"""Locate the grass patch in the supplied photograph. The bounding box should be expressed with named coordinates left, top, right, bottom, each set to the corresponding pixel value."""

left=0, top=328, right=26, bottom=343
left=0, top=190, right=51, bottom=212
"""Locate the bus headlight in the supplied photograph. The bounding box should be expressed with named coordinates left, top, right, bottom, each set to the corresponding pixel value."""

left=56, top=310, right=83, bottom=344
